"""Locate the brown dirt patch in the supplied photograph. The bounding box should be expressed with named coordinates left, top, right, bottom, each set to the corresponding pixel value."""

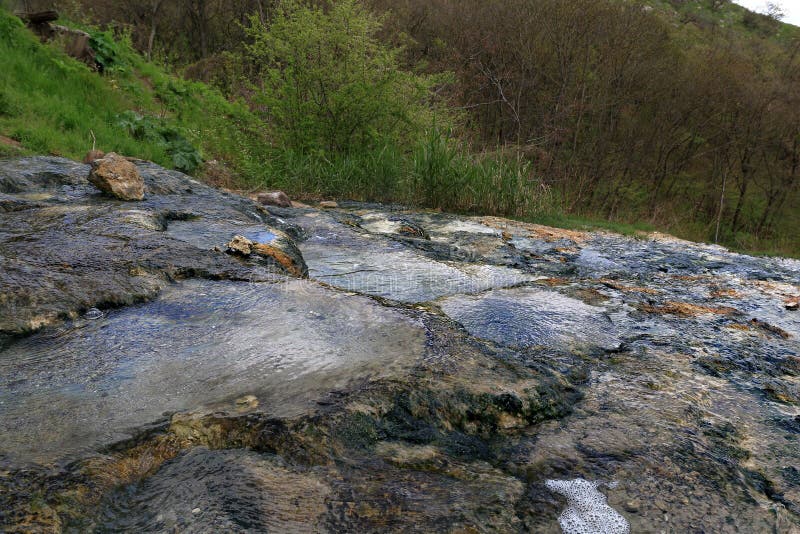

left=639, top=301, right=738, bottom=317
left=478, top=216, right=588, bottom=243
left=535, top=277, right=571, bottom=287
left=0, top=135, right=22, bottom=148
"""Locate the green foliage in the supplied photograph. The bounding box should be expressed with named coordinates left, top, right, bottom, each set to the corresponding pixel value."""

left=115, top=111, right=202, bottom=173
left=408, top=129, right=546, bottom=217
left=0, top=8, right=263, bottom=179
left=257, top=129, right=547, bottom=218
left=0, top=89, right=17, bottom=116
left=115, top=110, right=162, bottom=141
left=88, top=30, right=129, bottom=73
left=1, top=3, right=797, bottom=257
left=162, top=131, right=203, bottom=174
left=244, top=0, right=447, bottom=154
left=0, top=7, right=22, bottom=38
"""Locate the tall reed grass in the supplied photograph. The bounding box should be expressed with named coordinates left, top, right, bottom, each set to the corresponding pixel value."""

left=259, top=129, right=551, bottom=218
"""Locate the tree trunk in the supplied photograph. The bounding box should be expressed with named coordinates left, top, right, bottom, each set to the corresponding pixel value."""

left=146, top=0, right=164, bottom=60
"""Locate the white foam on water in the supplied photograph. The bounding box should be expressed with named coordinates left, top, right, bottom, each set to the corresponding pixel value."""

left=545, top=478, right=630, bottom=534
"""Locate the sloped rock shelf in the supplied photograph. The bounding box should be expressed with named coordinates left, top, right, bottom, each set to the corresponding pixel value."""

left=0, top=279, right=425, bottom=464
left=437, top=287, right=622, bottom=351
left=1, top=157, right=800, bottom=532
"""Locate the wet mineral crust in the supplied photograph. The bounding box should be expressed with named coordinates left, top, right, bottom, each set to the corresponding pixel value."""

left=1, top=156, right=799, bottom=533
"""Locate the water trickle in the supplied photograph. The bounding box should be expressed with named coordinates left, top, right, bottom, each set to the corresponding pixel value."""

left=99, top=448, right=330, bottom=533
left=0, top=279, right=426, bottom=463
left=438, top=287, right=622, bottom=351
left=166, top=219, right=277, bottom=250
left=243, top=229, right=276, bottom=244
left=301, top=233, right=533, bottom=303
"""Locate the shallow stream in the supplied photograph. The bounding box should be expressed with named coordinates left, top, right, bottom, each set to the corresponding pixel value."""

left=1, top=158, right=798, bottom=532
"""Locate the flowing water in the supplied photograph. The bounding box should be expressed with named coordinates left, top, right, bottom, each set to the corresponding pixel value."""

left=438, top=287, right=622, bottom=351
left=1, top=157, right=799, bottom=532
left=0, top=279, right=425, bottom=464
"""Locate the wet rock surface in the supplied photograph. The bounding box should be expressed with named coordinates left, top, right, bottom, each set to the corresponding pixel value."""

left=0, top=156, right=301, bottom=340
left=1, top=157, right=799, bottom=532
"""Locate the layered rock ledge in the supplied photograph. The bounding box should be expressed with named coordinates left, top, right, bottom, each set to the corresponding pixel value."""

left=1, top=157, right=799, bottom=532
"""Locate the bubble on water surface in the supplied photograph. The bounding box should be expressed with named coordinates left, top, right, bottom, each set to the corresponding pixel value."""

left=545, top=478, right=630, bottom=534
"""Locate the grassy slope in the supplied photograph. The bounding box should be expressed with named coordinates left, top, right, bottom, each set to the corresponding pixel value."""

left=0, top=11, right=267, bottom=179
left=0, top=8, right=796, bottom=257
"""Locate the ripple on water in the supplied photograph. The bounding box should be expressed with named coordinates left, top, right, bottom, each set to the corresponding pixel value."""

left=0, top=279, right=426, bottom=464
left=302, top=238, right=534, bottom=303
left=98, top=448, right=329, bottom=533
left=438, top=287, right=622, bottom=351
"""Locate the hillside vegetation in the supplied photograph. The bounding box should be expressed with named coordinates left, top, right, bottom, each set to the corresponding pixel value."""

left=1, top=0, right=798, bottom=257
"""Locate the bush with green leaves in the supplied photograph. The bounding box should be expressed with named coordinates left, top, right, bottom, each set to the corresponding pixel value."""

left=88, top=30, right=130, bottom=73
left=244, top=0, right=448, bottom=154
left=115, top=111, right=202, bottom=173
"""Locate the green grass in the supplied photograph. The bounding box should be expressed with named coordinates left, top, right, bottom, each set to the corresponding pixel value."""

left=0, top=10, right=267, bottom=177
left=253, top=133, right=550, bottom=219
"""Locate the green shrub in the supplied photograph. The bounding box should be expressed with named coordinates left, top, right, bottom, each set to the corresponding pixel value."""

left=88, top=30, right=129, bottom=73
left=0, top=9, right=22, bottom=42
left=244, top=0, right=448, bottom=154
left=0, top=89, right=17, bottom=116
left=115, top=111, right=202, bottom=173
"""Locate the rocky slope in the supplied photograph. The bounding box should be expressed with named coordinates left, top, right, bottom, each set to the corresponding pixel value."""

left=0, top=157, right=798, bottom=532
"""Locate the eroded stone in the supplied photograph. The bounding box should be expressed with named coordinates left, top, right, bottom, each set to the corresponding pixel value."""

left=88, top=152, right=144, bottom=200
left=257, top=190, right=292, bottom=208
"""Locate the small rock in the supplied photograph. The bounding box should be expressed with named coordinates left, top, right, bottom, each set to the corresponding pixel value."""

left=226, top=235, right=254, bottom=256
left=257, top=191, right=292, bottom=208
left=235, top=394, right=259, bottom=409
left=623, top=500, right=640, bottom=513
left=83, top=307, right=104, bottom=320
left=252, top=241, right=308, bottom=278
left=394, top=219, right=429, bottom=240
left=87, top=152, right=144, bottom=201
left=191, top=507, right=202, bottom=515
left=786, top=298, right=799, bottom=311
left=82, top=149, right=105, bottom=164
left=319, top=200, right=338, bottom=208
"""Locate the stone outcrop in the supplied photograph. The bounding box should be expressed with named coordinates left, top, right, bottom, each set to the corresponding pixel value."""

left=20, top=10, right=97, bottom=68
left=87, top=152, right=145, bottom=200
left=1, top=156, right=799, bottom=533
left=0, top=156, right=306, bottom=338
left=226, top=232, right=308, bottom=278
left=226, top=234, right=254, bottom=255
left=257, top=190, right=292, bottom=208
